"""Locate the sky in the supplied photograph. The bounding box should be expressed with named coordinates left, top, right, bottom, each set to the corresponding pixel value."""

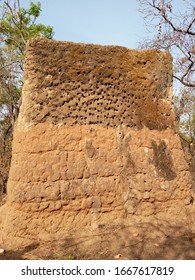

left=19, top=0, right=187, bottom=49
left=19, top=0, right=151, bottom=49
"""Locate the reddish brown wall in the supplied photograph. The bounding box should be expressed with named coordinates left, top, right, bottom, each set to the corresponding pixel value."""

left=0, top=39, right=193, bottom=247
left=20, top=38, right=174, bottom=129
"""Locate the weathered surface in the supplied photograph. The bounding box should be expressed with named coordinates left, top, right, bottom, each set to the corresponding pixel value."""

left=0, top=38, right=194, bottom=249
left=18, top=39, right=174, bottom=130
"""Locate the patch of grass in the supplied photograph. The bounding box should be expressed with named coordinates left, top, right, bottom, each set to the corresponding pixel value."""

left=66, top=255, right=77, bottom=260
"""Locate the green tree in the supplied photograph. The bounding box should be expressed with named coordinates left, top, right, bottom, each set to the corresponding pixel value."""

left=0, top=0, right=54, bottom=193
left=173, top=87, right=195, bottom=139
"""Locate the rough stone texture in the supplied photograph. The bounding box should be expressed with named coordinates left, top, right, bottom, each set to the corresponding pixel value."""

left=18, top=38, right=175, bottom=131
left=0, top=38, right=194, bottom=249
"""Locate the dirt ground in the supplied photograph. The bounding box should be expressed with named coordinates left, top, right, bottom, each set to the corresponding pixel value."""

left=0, top=212, right=195, bottom=260
left=0, top=225, right=195, bottom=260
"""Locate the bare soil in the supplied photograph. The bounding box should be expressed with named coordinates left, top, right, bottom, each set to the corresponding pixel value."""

left=0, top=218, right=195, bottom=260
left=0, top=229, right=195, bottom=260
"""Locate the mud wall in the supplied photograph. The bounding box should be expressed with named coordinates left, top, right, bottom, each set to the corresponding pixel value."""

left=19, top=39, right=174, bottom=130
left=0, top=38, right=193, bottom=246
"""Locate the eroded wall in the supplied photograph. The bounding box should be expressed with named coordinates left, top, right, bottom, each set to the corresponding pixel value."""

left=0, top=38, right=193, bottom=246
left=19, top=38, right=174, bottom=130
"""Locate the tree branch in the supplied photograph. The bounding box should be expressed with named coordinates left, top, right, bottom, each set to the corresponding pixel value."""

left=4, top=0, right=27, bottom=46
left=148, top=0, right=195, bottom=35
left=173, top=74, right=195, bottom=88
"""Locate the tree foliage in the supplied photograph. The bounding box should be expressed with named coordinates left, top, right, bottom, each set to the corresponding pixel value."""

left=0, top=0, right=54, bottom=193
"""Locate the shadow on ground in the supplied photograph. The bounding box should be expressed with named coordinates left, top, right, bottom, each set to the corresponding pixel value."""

left=0, top=243, right=39, bottom=260
left=0, top=221, right=195, bottom=260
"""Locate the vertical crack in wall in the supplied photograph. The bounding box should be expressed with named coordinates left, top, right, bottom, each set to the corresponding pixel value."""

left=116, top=126, right=138, bottom=214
